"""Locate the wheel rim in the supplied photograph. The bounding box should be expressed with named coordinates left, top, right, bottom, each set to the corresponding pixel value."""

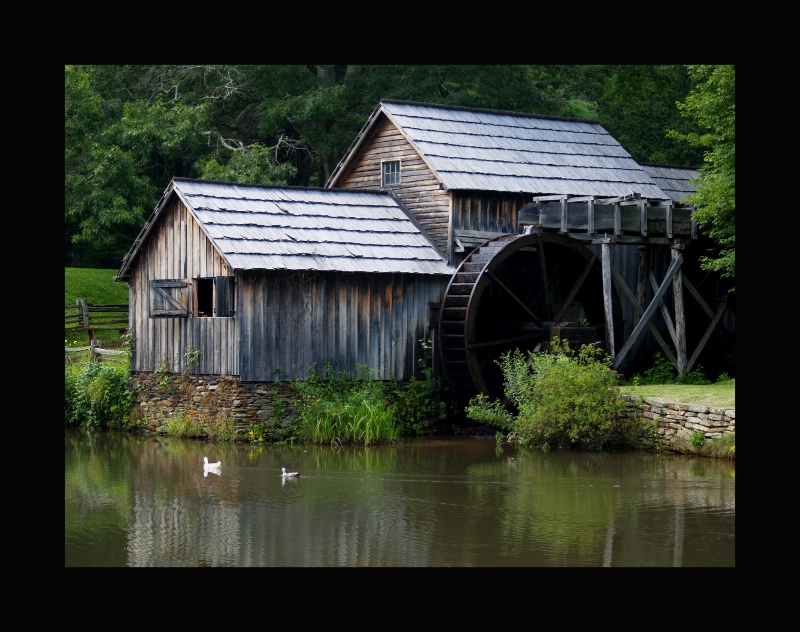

left=439, top=232, right=619, bottom=402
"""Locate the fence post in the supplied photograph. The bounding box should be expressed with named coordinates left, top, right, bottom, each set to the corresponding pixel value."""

left=79, top=298, right=90, bottom=328
left=90, top=340, right=98, bottom=363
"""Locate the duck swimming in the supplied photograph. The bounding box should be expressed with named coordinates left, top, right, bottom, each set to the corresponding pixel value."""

left=204, top=456, right=222, bottom=471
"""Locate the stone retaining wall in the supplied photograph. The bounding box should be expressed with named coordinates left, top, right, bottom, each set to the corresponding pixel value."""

left=130, top=373, right=297, bottom=432
left=620, top=393, right=735, bottom=451
left=130, top=373, right=735, bottom=451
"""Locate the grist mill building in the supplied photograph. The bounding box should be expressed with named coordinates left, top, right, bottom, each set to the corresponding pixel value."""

left=115, top=100, right=733, bottom=424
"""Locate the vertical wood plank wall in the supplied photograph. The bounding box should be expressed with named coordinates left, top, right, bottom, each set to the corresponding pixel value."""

left=128, top=197, right=450, bottom=382
left=238, top=271, right=449, bottom=382
left=129, top=199, right=237, bottom=375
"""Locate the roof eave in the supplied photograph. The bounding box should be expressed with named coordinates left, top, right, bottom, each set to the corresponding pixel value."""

left=326, top=104, right=384, bottom=188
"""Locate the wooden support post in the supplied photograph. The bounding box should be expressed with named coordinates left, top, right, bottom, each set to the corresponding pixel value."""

left=635, top=246, right=649, bottom=330
left=672, top=246, right=687, bottom=375
left=601, top=241, right=615, bottom=361
left=639, top=200, right=648, bottom=237
left=665, top=201, right=674, bottom=238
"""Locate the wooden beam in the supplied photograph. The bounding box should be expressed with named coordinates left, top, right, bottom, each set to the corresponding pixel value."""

left=672, top=247, right=687, bottom=374
left=686, top=295, right=729, bottom=372
left=613, top=254, right=683, bottom=370
left=665, top=201, right=674, bottom=238
left=639, top=199, right=648, bottom=237
left=649, top=270, right=677, bottom=346
left=612, top=267, right=676, bottom=366
left=536, top=232, right=552, bottom=318
left=601, top=243, right=615, bottom=360
left=683, top=276, right=734, bottom=343
left=554, top=253, right=597, bottom=322
left=487, top=272, right=542, bottom=325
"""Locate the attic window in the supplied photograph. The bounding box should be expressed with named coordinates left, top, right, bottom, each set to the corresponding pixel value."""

left=382, top=160, right=401, bottom=187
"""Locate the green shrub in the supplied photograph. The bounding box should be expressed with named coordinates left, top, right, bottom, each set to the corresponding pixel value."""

left=689, top=433, right=734, bottom=459
left=387, top=339, right=451, bottom=435
left=632, top=351, right=676, bottom=384
left=689, top=431, right=705, bottom=447
left=466, top=338, right=630, bottom=451
left=65, top=359, right=133, bottom=430
left=675, top=367, right=711, bottom=385
left=626, top=350, right=711, bottom=386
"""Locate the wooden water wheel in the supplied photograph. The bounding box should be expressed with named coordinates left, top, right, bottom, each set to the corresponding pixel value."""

left=438, top=231, right=622, bottom=403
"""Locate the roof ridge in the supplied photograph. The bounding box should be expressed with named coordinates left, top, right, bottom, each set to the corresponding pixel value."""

left=172, top=177, right=392, bottom=196
left=380, top=99, right=601, bottom=125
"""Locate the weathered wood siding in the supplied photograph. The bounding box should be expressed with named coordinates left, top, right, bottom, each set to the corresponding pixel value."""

left=335, top=115, right=451, bottom=255
left=127, top=198, right=238, bottom=375
left=451, top=191, right=670, bottom=353
left=452, top=191, right=529, bottom=256
left=238, top=270, right=448, bottom=382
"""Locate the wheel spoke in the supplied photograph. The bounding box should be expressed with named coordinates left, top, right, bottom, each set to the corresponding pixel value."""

left=468, top=332, right=546, bottom=350
left=536, top=233, right=552, bottom=318
left=486, top=272, right=543, bottom=325
left=553, top=253, right=597, bottom=322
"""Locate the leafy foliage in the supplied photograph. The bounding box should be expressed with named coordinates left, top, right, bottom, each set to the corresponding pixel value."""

left=626, top=350, right=711, bottom=386
left=669, top=65, right=735, bottom=288
left=593, top=64, right=705, bottom=166
left=65, top=357, right=133, bottom=430
left=387, top=338, right=451, bottom=435
left=65, top=64, right=707, bottom=268
left=466, top=339, right=630, bottom=451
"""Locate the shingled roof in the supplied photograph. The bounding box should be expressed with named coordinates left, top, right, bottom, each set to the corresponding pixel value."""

left=329, top=100, right=671, bottom=200
left=640, top=164, right=698, bottom=205
left=116, top=178, right=454, bottom=280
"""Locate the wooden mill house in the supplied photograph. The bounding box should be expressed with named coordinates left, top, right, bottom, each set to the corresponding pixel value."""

left=116, top=100, right=733, bottom=423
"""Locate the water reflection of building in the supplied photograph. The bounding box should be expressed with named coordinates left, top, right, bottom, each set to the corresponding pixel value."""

left=127, top=489, right=434, bottom=567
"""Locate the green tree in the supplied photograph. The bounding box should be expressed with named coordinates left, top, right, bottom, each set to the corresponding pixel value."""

left=592, top=64, right=704, bottom=166
left=65, top=65, right=702, bottom=268
left=669, top=65, right=735, bottom=288
left=65, top=65, right=215, bottom=267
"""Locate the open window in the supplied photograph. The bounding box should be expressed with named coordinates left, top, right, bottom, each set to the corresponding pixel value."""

left=381, top=160, right=401, bottom=187
left=196, top=276, right=235, bottom=317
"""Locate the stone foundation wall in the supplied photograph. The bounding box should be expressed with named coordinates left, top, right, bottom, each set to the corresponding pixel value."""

left=130, top=373, right=735, bottom=451
left=621, top=394, right=735, bottom=451
left=130, top=372, right=297, bottom=432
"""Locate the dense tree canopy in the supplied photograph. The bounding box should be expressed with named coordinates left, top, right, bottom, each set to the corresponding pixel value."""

left=669, top=65, right=735, bottom=289
left=65, top=64, right=715, bottom=269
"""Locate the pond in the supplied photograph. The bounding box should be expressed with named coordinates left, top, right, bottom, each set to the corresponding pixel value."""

left=65, top=429, right=735, bottom=567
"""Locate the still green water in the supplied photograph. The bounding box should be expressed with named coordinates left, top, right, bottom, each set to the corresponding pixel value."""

left=65, top=429, right=735, bottom=567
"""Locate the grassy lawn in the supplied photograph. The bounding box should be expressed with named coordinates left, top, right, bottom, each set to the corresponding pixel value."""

left=65, top=268, right=128, bottom=304
left=65, top=268, right=129, bottom=348
left=618, top=379, right=735, bottom=408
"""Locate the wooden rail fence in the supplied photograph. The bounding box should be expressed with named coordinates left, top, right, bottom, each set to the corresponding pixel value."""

left=65, top=299, right=129, bottom=363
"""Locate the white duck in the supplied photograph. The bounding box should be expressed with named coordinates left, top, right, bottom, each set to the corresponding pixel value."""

left=281, top=467, right=300, bottom=478
left=204, top=456, right=222, bottom=471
